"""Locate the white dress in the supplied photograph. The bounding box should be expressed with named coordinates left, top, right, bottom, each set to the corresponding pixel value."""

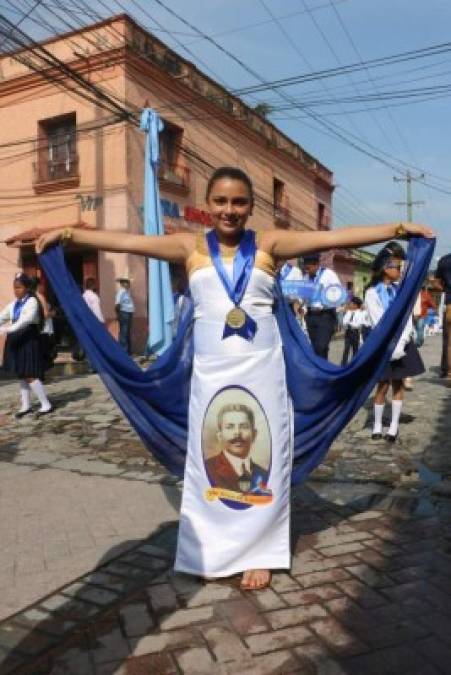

left=175, top=241, right=293, bottom=577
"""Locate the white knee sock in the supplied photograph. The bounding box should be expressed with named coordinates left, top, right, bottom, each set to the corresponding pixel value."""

left=19, top=380, right=31, bottom=412
left=373, top=404, right=385, bottom=434
left=29, top=379, right=51, bottom=412
left=388, top=400, right=403, bottom=436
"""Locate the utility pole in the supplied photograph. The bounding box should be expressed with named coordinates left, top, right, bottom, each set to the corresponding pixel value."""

left=393, top=171, right=425, bottom=221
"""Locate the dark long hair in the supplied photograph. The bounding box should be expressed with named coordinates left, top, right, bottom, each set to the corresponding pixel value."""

left=23, top=275, right=45, bottom=330
left=366, top=241, right=406, bottom=290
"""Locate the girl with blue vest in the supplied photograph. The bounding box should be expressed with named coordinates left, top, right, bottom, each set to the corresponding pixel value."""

left=365, top=243, right=424, bottom=442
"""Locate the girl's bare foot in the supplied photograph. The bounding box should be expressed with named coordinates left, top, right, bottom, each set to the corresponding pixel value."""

left=240, top=569, right=271, bottom=590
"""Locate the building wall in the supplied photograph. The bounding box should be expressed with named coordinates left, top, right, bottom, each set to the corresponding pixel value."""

left=352, top=251, right=375, bottom=299
left=124, top=56, right=331, bottom=235
left=0, top=62, right=134, bottom=352
left=0, top=15, right=334, bottom=355
left=320, top=250, right=355, bottom=290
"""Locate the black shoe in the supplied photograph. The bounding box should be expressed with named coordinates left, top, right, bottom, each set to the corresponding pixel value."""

left=14, top=409, right=32, bottom=419
left=385, top=433, right=398, bottom=443
left=371, top=433, right=383, bottom=440
left=35, top=406, right=54, bottom=417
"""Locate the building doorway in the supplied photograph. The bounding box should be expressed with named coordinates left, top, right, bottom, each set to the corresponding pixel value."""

left=21, top=248, right=98, bottom=350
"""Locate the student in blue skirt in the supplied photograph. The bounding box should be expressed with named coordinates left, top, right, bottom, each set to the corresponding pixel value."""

left=0, top=273, right=53, bottom=417
left=365, top=243, right=424, bottom=442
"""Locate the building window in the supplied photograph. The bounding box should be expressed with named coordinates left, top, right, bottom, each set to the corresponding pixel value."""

left=273, top=178, right=290, bottom=227
left=317, top=202, right=328, bottom=230
left=158, top=121, right=190, bottom=193
left=34, top=113, right=79, bottom=192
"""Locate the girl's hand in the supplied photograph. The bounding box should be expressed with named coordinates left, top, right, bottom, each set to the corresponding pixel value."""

left=403, top=222, right=435, bottom=238
left=35, top=229, right=65, bottom=255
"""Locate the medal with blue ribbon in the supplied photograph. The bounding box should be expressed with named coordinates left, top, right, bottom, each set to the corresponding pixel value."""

left=206, top=229, right=258, bottom=341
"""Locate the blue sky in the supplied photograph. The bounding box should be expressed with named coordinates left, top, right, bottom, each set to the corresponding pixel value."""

left=6, top=0, right=451, bottom=259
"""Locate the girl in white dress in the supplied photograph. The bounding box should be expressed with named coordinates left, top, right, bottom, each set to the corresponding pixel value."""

left=36, top=167, right=433, bottom=589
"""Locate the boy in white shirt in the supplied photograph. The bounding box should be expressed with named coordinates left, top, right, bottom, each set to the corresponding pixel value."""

left=82, top=278, right=105, bottom=323
left=341, top=296, right=364, bottom=365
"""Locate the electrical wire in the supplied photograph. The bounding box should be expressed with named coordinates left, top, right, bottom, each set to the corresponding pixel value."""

left=1, top=2, right=450, bottom=218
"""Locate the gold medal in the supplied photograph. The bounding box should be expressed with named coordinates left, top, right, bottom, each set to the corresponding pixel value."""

left=226, top=307, right=246, bottom=329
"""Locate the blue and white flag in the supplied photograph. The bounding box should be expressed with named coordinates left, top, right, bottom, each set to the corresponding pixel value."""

left=140, top=108, right=174, bottom=355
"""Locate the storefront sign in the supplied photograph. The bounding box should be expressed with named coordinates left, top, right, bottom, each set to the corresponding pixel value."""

left=183, top=206, right=212, bottom=226
left=76, top=194, right=103, bottom=211
left=140, top=200, right=213, bottom=227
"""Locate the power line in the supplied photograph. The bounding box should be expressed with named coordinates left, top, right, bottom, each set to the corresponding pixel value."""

left=393, top=171, right=425, bottom=221
left=184, top=0, right=352, bottom=47
left=0, top=0, right=43, bottom=49
left=3, top=4, right=451, bottom=213
left=239, top=81, right=451, bottom=111
left=4, top=1, right=324, bottom=224
left=326, top=0, right=413, bottom=157
left=232, top=41, right=451, bottom=96
left=296, top=0, right=378, bottom=144
left=0, top=14, right=316, bottom=229
left=260, top=57, right=451, bottom=104
left=9, top=0, right=451, bottom=196
left=255, top=0, right=379, bottom=222
left=127, top=5, right=451, bottom=192
left=257, top=0, right=371, bottom=146
left=0, top=11, right=134, bottom=121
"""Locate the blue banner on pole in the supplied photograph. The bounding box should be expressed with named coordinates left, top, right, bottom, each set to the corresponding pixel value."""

left=140, top=109, right=175, bottom=355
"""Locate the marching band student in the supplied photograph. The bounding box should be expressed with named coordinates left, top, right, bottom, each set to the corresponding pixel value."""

left=0, top=273, right=53, bottom=417
left=36, top=167, right=433, bottom=591
left=365, top=243, right=424, bottom=442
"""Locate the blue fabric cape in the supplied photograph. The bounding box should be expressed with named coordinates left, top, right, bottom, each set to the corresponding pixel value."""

left=38, top=236, right=434, bottom=484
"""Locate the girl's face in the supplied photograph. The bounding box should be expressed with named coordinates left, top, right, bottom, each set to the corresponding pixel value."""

left=206, top=177, right=252, bottom=241
left=383, top=257, right=403, bottom=283
left=13, top=281, right=28, bottom=300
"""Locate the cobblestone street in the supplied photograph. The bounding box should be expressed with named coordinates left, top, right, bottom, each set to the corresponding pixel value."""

left=0, top=336, right=450, bottom=674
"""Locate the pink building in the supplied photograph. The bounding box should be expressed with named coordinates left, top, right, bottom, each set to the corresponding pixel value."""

left=321, top=249, right=356, bottom=293
left=0, top=15, right=334, bottom=353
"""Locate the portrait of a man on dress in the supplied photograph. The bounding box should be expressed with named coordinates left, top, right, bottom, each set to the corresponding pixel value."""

left=203, top=389, right=271, bottom=495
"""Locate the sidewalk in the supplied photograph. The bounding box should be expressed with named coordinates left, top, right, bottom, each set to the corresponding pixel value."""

left=0, top=337, right=450, bottom=674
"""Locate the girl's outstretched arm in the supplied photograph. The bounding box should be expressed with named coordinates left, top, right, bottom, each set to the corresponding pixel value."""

left=35, top=228, right=196, bottom=263
left=263, top=222, right=434, bottom=260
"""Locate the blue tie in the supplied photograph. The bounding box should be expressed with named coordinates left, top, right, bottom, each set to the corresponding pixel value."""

left=386, top=285, right=396, bottom=306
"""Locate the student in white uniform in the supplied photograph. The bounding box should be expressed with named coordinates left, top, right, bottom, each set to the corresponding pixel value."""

left=365, top=243, right=424, bottom=442
left=30, top=276, right=57, bottom=373
left=341, top=296, right=364, bottom=365
left=0, top=273, right=53, bottom=417
left=115, top=277, right=134, bottom=354
left=302, top=253, right=341, bottom=360
left=360, top=303, right=372, bottom=342
left=83, top=278, right=105, bottom=323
